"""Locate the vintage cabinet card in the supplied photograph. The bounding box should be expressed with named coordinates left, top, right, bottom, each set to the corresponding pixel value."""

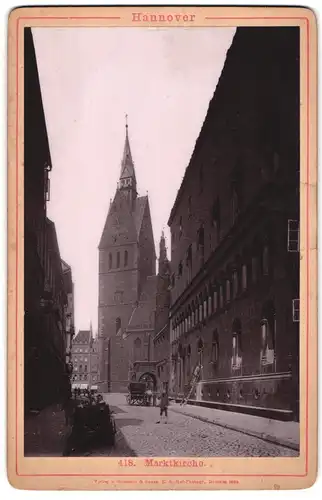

left=7, top=5, right=317, bottom=491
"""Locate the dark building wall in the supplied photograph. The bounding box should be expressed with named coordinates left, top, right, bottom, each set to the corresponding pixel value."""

left=24, top=28, right=70, bottom=414
left=168, top=27, right=299, bottom=420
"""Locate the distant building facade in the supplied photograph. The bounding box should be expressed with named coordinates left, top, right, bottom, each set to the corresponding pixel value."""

left=153, top=233, right=171, bottom=392
left=24, top=27, right=72, bottom=413
left=168, top=27, right=300, bottom=420
left=98, top=123, right=156, bottom=392
left=71, top=330, right=92, bottom=387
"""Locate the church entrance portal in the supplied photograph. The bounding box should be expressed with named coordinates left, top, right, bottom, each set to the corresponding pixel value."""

left=139, top=372, right=157, bottom=391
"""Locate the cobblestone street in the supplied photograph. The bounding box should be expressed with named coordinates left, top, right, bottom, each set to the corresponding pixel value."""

left=103, top=394, right=298, bottom=458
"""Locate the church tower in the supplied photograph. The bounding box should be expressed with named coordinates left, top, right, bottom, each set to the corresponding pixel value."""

left=98, top=119, right=156, bottom=392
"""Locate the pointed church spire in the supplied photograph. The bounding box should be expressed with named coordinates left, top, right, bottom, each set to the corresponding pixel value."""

left=120, top=115, right=136, bottom=182
left=158, top=230, right=169, bottom=275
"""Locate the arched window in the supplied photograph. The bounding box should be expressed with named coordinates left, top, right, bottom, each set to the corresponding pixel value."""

left=232, top=318, right=242, bottom=370
left=197, top=337, right=204, bottom=353
left=116, top=317, right=121, bottom=335
left=134, top=337, right=141, bottom=348
left=117, top=252, right=120, bottom=268
left=124, top=250, right=128, bottom=267
left=226, top=279, right=231, bottom=303
left=108, top=252, right=112, bottom=270
left=211, top=329, right=219, bottom=364
left=260, top=301, right=275, bottom=367
left=262, top=245, right=269, bottom=276
left=242, top=264, right=247, bottom=290
left=219, top=284, right=224, bottom=309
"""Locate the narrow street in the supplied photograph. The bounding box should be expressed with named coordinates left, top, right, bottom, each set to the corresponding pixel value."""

left=100, top=394, right=297, bottom=458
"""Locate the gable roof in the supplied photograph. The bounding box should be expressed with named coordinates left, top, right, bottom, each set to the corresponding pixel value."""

left=98, top=193, right=151, bottom=250
left=133, top=195, right=148, bottom=235
left=73, top=330, right=91, bottom=344
left=126, top=276, right=157, bottom=332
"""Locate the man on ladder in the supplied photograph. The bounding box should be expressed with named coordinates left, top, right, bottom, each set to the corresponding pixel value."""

left=180, top=338, right=204, bottom=406
left=180, top=361, right=202, bottom=406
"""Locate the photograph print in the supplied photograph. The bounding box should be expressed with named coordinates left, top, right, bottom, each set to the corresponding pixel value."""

left=23, top=22, right=301, bottom=460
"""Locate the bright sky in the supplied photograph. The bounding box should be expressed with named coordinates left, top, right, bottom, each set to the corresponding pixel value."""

left=33, top=27, right=235, bottom=334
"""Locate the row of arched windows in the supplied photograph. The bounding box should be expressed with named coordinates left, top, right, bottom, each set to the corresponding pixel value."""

left=171, top=240, right=271, bottom=343
left=108, top=250, right=128, bottom=270
left=173, top=303, right=275, bottom=371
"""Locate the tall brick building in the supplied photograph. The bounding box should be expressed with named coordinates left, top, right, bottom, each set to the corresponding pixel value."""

left=168, top=27, right=300, bottom=421
left=98, top=123, right=156, bottom=392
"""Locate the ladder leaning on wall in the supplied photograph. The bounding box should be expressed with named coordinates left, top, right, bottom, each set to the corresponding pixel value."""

left=180, top=361, right=202, bottom=406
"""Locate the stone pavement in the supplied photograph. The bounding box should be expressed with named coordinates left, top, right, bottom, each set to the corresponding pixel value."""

left=169, top=402, right=299, bottom=451
left=103, top=393, right=298, bottom=457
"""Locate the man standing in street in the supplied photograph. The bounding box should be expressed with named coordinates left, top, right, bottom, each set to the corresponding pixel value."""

left=156, top=389, right=169, bottom=424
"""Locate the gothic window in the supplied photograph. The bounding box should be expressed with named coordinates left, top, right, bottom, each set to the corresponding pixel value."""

left=260, top=302, right=275, bottom=367
left=134, top=337, right=141, bottom=348
left=117, top=252, right=120, bottom=268
left=203, top=296, right=208, bottom=319
left=262, top=245, right=269, bottom=275
left=79, top=365, right=83, bottom=372
left=179, top=216, right=183, bottom=239
left=231, top=318, right=242, bottom=370
left=109, top=253, right=112, bottom=270
left=219, top=285, right=224, bottom=309
left=116, top=317, right=121, bottom=335
left=242, top=264, right=247, bottom=291
left=197, top=337, right=204, bottom=353
left=226, top=279, right=231, bottom=303
left=124, top=250, right=128, bottom=267
left=211, top=330, right=219, bottom=364
left=84, top=365, right=87, bottom=372
left=213, top=288, right=218, bottom=313
left=208, top=291, right=212, bottom=316
left=232, top=269, right=239, bottom=298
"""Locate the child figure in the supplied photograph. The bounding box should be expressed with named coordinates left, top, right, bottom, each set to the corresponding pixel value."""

left=156, top=390, right=169, bottom=424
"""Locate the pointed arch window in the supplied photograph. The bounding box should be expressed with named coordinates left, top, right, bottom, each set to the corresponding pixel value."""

left=134, top=337, right=141, bottom=348
left=124, top=250, right=128, bottom=267
left=211, top=329, right=219, bottom=365
left=116, top=317, right=121, bottom=335
left=232, top=318, right=242, bottom=370
left=262, top=245, right=269, bottom=276
left=260, top=302, right=275, bottom=368
left=108, top=253, right=112, bottom=270
left=117, top=252, right=120, bottom=268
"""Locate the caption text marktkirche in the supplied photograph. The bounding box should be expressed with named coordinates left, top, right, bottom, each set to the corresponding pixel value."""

left=145, top=459, right=205, bottom=467
left=132, top=13, right=196, bottom=23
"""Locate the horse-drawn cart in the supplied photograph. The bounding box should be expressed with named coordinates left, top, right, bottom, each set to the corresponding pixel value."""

left=126, top=382, right=149, bottom=406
